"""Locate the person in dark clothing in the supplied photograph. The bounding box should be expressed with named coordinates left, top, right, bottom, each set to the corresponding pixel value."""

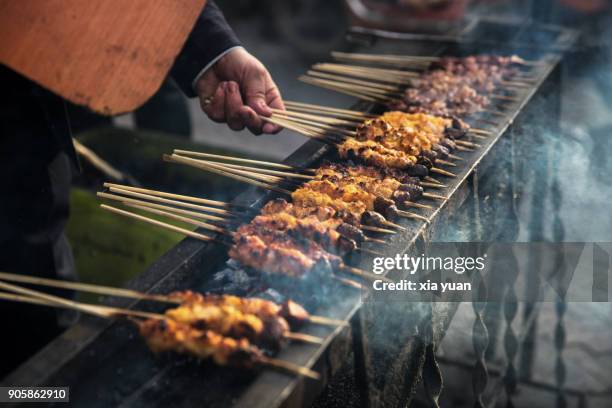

left=0, top=1, right=283, bottom=378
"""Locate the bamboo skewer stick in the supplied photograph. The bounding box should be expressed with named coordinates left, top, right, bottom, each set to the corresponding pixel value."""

left=301, top=75, right=402, bottom=97
left=0, top=279, right=164, bottom=320
left=127, top=203, right=230, bottom=236
left=306, top=70, right=402, bottom=92
left=330, top=51, right=544, bottom=67
left=272, top=109, right=362, bottom=127
left=422, top=193, right=447, bottom=201
left=0, top=271, right=348, bottom=328
left=271, top=113, right=355, bottom=137
left=261, top=116, right=340, bottom=143
left=318, top=62, right=536, bottom=87
left=299, top=77, right=391, bottom=102
left=314, top=63, right=420, bottom=79
left=190, top=160, right=315, bottom=180
left=104, top=186, right=239, bottom=217
left=430, top=167, right=457, bottom=177
left=283, top=101, right=375, bottom=119
left=98, top=192, right=233, bottom=225
left=174, top=150, right=316, bottom=173
left=101, top=204, right=222, bottom=244
left=165, top=154, right=293, bottom=195
left=455, top=140, right=481, bottom=148
left=360, top=225, right=396, bottom=235
left=257, top=356, right=320, bottom=380
left=0, top=271, right=175, bottom=304
left=103, top=183, right=249, bottom=211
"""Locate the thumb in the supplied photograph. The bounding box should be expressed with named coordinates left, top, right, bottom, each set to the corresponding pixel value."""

left=195, top=70, right=220, bottom=101
left=242, top=73, right=272, bottom=117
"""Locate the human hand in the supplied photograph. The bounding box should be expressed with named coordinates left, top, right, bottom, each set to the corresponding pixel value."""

left=195, top=47, right=284, bottom=135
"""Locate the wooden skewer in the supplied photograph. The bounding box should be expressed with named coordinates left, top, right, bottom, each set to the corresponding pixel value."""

left=188, top=159, right=315, bottom=180
left=314, top=63, right=420, bottom=79
left=455, top=145, right=474, bottom=152
left=103, top=186, right=239, bottom=217
left=299, top=76, right=390, bottom=102
left=307, top=315, right=347, bottom=327
left=341, top=265, right=392, bottom=284
left=305, top=70, right=408, bottom=90
left=283, top=332, right=325, bottom=345
left=0, top=279, right=164, bottom=320
left=421, top=182, right=446, bottom=189
left=430, top=167, right=456, bottom=177
left=101, top=204, right=222, bottom=244
left=258, top=356, right=320, bottom=380
left=455, top=140, right=481, bottom=148
left=331, top=51, right=545, bottom=68
left=447, top=154, right=464, bottom=161
left=0, top=271, right=176, bottom=304
left=469, top=129, right=492, bottom=136
left=360, top=225, right=396, bottom=235
left=176, top=158, right=289, bottom=185
left=273, top=109, right=362, bottom=127
left=98, top=192, right=233, bottom=225
left=306, top=70, right=402, bottom=92
left=261, top=116, right=341, bottom=143
left=173, top=150, right=314, bottom=172
left=365, top=236, right=388, bottom=245
left=103, top=183, right=249, bottom=211
left=127, top=203, right=231, bottom=237
left=165, top=154, right=293, bottom=195
left=422, top=192, right=447, bottom=201
left=468, top=133, right=487, bottom=140
left=271, top=113, right=355, bottom=137
left=424, top=176, right=443, bottom=185
left=402, top=201, right=433, bottom=210
left=284, top=101, right=374, bottom=118
left=301, top=75, right=402, bottom=97
left=397, top=210, right=429, bottom=224
left=436, top=159, right=456, bottom=167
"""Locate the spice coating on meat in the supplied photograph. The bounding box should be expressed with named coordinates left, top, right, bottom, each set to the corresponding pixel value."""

left=138, top=318, right=262, bottom=367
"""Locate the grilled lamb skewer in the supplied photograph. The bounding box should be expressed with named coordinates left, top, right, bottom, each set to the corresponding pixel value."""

left=314, top=162, right=439, bottom=211
left=260, top=198, right=371, bottom=243
left=169, top=292, right=316, bottom=329
left=163, top=300, right=292, bottom=351
left=137, top=318, right=319, bottom=379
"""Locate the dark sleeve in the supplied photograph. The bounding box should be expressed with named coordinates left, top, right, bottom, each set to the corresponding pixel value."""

left=170, top=1, right=241, bottom=97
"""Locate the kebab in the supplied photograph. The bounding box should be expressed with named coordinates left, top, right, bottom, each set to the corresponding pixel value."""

left=313, top=162, right=443, bottom=211
left=0, top=270, right=347, bottom=330
left=99, top=199, right=385, bottom=285
left=160, top=298, right=321, bottom=351
left=0, top=279, right=320, bottom=379
left=164, top=153, right=431, bottom=227
left=97, top=187, right=386, bottom=261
